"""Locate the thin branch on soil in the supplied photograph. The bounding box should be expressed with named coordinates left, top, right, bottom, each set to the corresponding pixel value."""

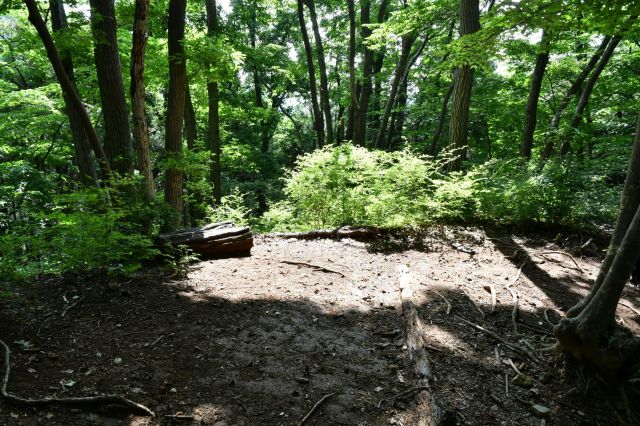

left=505, top=285, right=519, bottom=334
left=536, top=251, right=583, bottom=273
left=298, top=393, right=334, bottom=425
left=462, top=288, right=485, bottom=319
left=455, top=316, right=540, bottom=363
left=504, top=373, right=509, bottom=397
left=144, top=335, right=166, bottom=348
left=0, top=339, right=153, bottom=417
left=280, top=261, right=346, bottom=278
left=164, top=413, right=195, bottom=420
left=619, top=301, right=640, bottom=317
left=543, top=308, right=558, bottom=327
left=388, top=386, right=431, bottom=407
left=483, top=284, right=497, bottom=313
left=61, top=295, right=85, bottom=318
left=434, top=290, right=452, bottom=315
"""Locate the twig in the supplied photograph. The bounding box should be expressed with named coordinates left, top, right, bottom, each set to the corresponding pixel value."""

left=505, top=285, right=519, bottom=335
left=61, top=295, right=85, bottom=318
left=455, top=316, right=539, bottom=363
left=619, top=301, right=640, bottom=317
left=281, top=261, right=346, bottom=278
left=164, top=413, right=195, bottom=420
left=543, top=308, right=558, bottom=327
left=144, top=335, right=166, bottom=348
left=537, top=251, right=583, bottom=273
left=434, top=290, right=452, bottom=315
left=298, top=393, right=334, bottom=425
left=462, top=288, right=485, bottom=319
left=0, top=339, right=153, bottom=416
left=483, top=284, right=497, bottom=313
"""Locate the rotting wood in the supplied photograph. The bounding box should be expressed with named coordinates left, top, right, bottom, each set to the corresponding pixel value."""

left=273, top=226, right=385, bottom=240
left=0, top=339, right=153, bottom=417
left=397, top=265, right=446, bottom=425
left=159, top=221, right=252, bottom=258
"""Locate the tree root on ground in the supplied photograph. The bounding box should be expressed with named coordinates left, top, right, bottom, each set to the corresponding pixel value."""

left=1, top=339, right=153, bottom=417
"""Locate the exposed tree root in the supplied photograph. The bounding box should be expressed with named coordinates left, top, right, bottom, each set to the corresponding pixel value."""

left=280, top=260, right=347, bottom=277
left=0, top=339, right=153, bottom=417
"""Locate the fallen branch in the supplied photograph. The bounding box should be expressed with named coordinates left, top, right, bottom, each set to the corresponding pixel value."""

left=505, top=285, right=519, bottom=335
left=280, top=261, right=346, bottom=278
left=462, top=288, right=485, bottom=319
left=619, top=301, right=640, bottom=317
left=455, top=317, right=539, bottom=363
left=0, top=339, right=153, bottom=417
left=274, top=226, right=384, bottom=241
left=536, top=251, right=583, bottom=273
left=164, top=413, right=195, bottom=420
left=433, top=290, right=452, bottom=315
left=483, top=284, right=497, bottom=313
left=543, top=308, right=558, bottom=327
left=61, top=295, right=85, bottom=318
left=298, top=393, right=334, bottom=425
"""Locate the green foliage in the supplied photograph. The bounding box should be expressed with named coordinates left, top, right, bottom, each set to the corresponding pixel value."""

left=208, top=188, right=251, bottom=226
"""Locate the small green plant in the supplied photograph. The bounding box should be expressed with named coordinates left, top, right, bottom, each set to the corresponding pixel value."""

left=208, top=188, right=251, bottom=225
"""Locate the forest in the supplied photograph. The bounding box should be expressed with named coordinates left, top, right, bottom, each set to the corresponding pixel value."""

left=1, top=0, right=640, bottom=424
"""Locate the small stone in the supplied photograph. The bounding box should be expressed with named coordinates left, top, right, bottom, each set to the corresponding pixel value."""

left=530, top=404, right=552, bottom=418
left=512, top=374, right=533, bottom=388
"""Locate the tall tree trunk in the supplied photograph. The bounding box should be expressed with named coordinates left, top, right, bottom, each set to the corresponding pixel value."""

left=567, top=114, right=640, bottom=319
left=49, top=0, right=98, bottom=187
left=24, top=0, right=111, bottom=181
left=542, top=36, right=611, bottom=159
left=447, top=0, right=480, bottom=171
left=89, top=0, right=133, bottom=176
left=430, top=82, right=454, bottom=156
left=306, top=0, right=333, bottom=145
left=375, top=34, right=415, bottom=148
left=297, top=0, right=324, bottom=148
left=386, top=79, right=407, bottom=149
left=164, top=0, right=187, bottom=229
left=520, top=30, right=550, bottom=159
left=206, top=0, right=222, bottom=204
left=353, top=0, right=373, bottom=146
left=346, top=0, right=357, bottom=142
left=184, top=83, right=198, bottom=150
left=559, top=33, right=625, bottom=156
left=555, top=116, right=640, bottom=372
left=130, top=0, right=155, bottom=211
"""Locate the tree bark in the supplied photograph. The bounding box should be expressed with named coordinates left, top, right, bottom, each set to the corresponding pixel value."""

left=520, top=30, right=550, bottom=159
left=542, top=36, right=611, bottom=159
left=353, top=0, right=374, bottom=146
left=184, top=83, right=198, bottom=150
left=49, top=0, right=98, bottom=187
left=130, top=0, right=155, bottom=208
left=386, top=79, right=407, bottom=149
left=164, top=0, right=187, bottom=229
left=430, top=82, right=454, bottom=156
left=89, top=0, right=133, bottom=176
left=346, top=0, right=357, bottom=142
left=206, top=0, right=222, bottom=204
left=447, top=0, right=480, bottom=171
left=306, top=0, right=333, bottom=145
left=297, top=0, right=324, bottom=148
left=558, top=33, right=625, bottom=156
left=24, top=0, right=111, bottom=181
left=375, top=34, right=415, bottom=148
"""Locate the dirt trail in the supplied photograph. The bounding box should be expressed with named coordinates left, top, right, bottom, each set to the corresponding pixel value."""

left=1, top=228, right=640, bottom=425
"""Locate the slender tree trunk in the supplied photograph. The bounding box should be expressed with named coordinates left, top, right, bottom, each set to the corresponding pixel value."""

left=130, top=0, right=155, bottom=210
left=387, top=79, right=407, bottom=149
left=567, top=114, right=640, bottom=319
left=430, top=82, right=454, bottom=156
left=164, top=0, right=187, bottom=229
left=558, top=34, right=624, bottom=156
left=184, top=83, right=198, bottom=150
left=346, top=0, right=357, bottom=142
left=89, top=0, right=133, bottom=175
left=447, top=0, right=480, bottom=171
left=542, top=36, right=611, bottom=159
left=206, top=0, right=222, bottom=204
left=49, top=0, right=98, bottom=187
left=520, top=30, right=550, bottom=159
left=297, top=0, right=324, bottom=148
left=306, top=0, right=333, bottom=145
left=368, top=0, right=389, bottom=138
left=24, top=0, right=111, bottom=181
left=375, top=34, right=415, bottom=148
left=353, top=0, right=373, bottom=146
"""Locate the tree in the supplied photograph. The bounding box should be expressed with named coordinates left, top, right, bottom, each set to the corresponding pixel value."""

left=49, top=0, right=98, bottom=187
left=520, top=29, right=550, bottom=159
left=447, top=0, right=480, bottom=171
left=164, top=0, right=188, bottom=229
left=346, top=0, right=357, bottom=142
left=555, top=113, right=640, bottom=375
left=297, top=0, right=324, bottom=148
left=23, top=0, right=111, bottom=181
left=130, top=0, right=155, bottom=210
left=206, top=0, right=222, bottom=204
left=89, top=0, right=133, bottom=175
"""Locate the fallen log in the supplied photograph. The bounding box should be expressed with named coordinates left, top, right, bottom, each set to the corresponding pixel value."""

left=396, top=265, right=449, bottom=425
left=273, top=226, right=385, bottom=240
left=158, top=221, right=253, bottom=258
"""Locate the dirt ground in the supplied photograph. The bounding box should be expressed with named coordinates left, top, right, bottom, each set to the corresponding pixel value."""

left=2, top=226, right=640, bottom=425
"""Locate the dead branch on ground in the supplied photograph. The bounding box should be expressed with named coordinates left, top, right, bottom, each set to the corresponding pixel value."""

left=280, top=260, right=347, bottom=278
left=298, top=393, right=334, bottom=425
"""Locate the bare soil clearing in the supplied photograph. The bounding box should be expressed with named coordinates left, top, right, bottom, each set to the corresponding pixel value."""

left=2, top=227, right=640, bottom=425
